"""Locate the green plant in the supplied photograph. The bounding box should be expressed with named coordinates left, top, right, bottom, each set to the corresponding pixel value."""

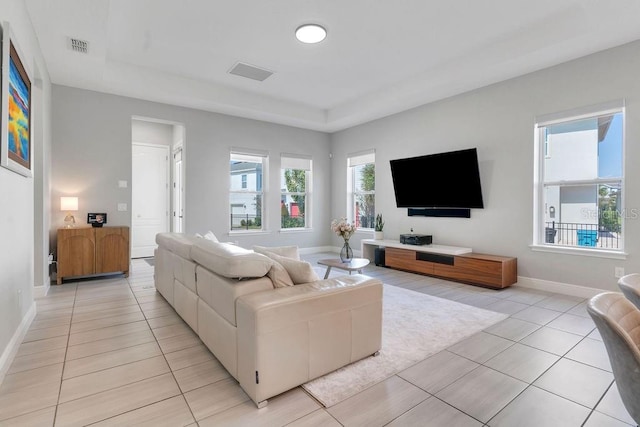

left=375, top=214, right=385, bottom=232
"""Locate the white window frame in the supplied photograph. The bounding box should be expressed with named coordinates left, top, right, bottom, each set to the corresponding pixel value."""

left=280, top=154, right=312, bottom=231
left=347, top=149, right=376, bottom=230
left=229, top=148, right=268, bottom=233
left=532, top=100, right=626, bottom=258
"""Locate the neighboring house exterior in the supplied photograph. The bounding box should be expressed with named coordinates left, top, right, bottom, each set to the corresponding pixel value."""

left=544, top=117, right=618, bottom=247
left=230, top=162, right=262, bottom=228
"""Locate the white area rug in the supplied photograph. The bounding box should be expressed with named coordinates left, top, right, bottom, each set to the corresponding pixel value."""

left=302, top=284, right=508, bottom=407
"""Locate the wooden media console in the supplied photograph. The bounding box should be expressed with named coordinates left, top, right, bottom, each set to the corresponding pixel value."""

left=361, top=239, right=517, bottom=289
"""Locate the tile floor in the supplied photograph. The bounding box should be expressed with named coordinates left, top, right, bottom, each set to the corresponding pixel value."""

left=0, top=253, right=635, bottom=426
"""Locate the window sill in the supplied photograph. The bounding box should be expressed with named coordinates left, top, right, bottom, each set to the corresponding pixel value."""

left=279, top=228, right=313, bottom=234
left=228, top=230, right=272, bottom=236
left=530, top=244, right=627, bottom=260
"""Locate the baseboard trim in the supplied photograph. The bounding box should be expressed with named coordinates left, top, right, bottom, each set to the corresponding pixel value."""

left=0, top=302, right=36, bottom=385
left=515, top=276, right=607, bottom=299
left=33, top=282, right=50, bottom=298
left=299, top=246, right=338, bottom=255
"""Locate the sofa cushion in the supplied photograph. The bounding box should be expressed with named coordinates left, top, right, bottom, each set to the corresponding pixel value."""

left=156, top=232, right=198, bottom=260
left=253, top=245, right=300, bottom=260
left=259, top=251, right=319, bottom=284
left=191, top=239, right=272, bottom=279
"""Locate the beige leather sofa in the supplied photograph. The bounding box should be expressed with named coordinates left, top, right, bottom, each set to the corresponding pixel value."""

left=154, top=232, right=383, bottom=407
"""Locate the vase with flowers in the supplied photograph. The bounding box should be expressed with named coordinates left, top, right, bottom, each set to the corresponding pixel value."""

left=331, top=217, right=357, bottom=263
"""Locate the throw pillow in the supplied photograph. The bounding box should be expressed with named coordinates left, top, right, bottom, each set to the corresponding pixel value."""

left=253, top=245, right=300, bottom=260
left=259, top=250, right=319, bottom=284
left=267, top=260, right=295, bottom=288
left=204, top=230, right=219, bottom=242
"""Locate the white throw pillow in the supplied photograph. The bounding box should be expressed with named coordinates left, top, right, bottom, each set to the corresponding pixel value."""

left=259, top=250, right=319, bottom=284
left=204, top=230, right=219, bottom=242
left=253, top=245, right=300, bottom=260
left=267, top=260, right=295, bottom=288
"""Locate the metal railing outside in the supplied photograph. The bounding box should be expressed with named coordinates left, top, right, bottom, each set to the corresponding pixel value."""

left=545, top=221, right=620, bottom=249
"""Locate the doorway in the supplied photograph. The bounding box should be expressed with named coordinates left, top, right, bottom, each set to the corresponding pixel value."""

left=173, top=147, right=184, bottom=233
left=131, top=142, right=170, bottom=258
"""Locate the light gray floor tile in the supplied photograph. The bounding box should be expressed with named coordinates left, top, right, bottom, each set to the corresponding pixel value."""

left=184, top=377, right=250, bottom=420
left=398, top=350, right=480, bottom=394
left=54, top=373, right=181, bottom=426
left=173, top=358, right=231, bottom=393
left=503, top=288, right=551, bottom=305
left=587, top=327, right=603, bottom=341
left=484, top=318, right=540, bottom=341
left=534, top=295, right=584, bottom=312
left=455, top=294, right=502, bottom=308
left=565, top=337, right=612, bottom=371
left=584, top=411, right=635, bottom=427
left=198, top=388, right=320, bottom=427
left=484, top=299, right=529, bottom=315
left=488, top=385, right=590, bottom=427
left=447, top=332, right=513, bottom=364
left=388, top=396, right=483, bottom=427
left=91, top=395, right=196, bottom=426
left=519, top=326, right=583, bottom=355
left=484, top=343, right=559, bottom=383
left=546, top=312, right=596, bottom=336
left=286, top=408, right=342, bottom=427
left=436, top=366, right=527, bottom=423
left=511, top=306, right=562, bottom=325
left=533, top=358, right=613, bottom=408
left=327, top=376, right=428, bottom=427
left=566, top=301, right=590, bottom=318
left=0, top=406, right=56, bottom=426
left=595, top=383, right=637, bottom=426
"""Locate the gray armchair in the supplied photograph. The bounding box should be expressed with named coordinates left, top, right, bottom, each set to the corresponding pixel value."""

left=587, top=292, right=640, bottom=426
left=618, top=273, right=640, bottom=310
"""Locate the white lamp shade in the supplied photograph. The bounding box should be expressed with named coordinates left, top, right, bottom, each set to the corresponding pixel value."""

left=60, top=197, right=79, bottom=211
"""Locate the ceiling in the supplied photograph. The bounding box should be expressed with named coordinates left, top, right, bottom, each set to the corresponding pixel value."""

left=23, top=0, right=640, bottom=132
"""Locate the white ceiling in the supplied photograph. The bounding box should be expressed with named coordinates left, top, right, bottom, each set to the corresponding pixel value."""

left=23, top=0, right=640, bottom=132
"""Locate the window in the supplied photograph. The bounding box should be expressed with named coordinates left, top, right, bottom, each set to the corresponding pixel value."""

left=534, top=101, right=624, bottom=252
left=348, top=150, right=375, bottom=229
left=230, top=150, right=267, bottom=231
left=280, top=154, right=312, bottom=229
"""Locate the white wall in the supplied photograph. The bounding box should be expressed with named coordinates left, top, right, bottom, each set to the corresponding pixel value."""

left=132, top=119, right=173, bottom=146
left=0, top=0, right=52, bottom=377
left=331, top=39, right=640, bottom=292
left=51, top=86, right=332, bottom=252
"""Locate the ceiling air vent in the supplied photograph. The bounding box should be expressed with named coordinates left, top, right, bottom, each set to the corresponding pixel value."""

left=68, top=38, right=89, bottom=54
left=228, top=62, right=273, bottom=82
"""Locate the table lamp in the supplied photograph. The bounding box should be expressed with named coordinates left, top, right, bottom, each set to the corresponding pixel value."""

left=61, top=197, right=78, bottom=228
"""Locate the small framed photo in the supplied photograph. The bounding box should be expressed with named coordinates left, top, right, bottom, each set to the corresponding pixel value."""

left=88, top=213, right=107, bottom=227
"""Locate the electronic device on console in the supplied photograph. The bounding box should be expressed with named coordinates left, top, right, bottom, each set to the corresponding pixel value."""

left=399, top=234, right=432, bottom=246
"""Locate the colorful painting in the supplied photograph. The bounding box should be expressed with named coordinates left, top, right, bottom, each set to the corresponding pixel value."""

left=7, top=43, right=30, bottom=169
left=1, top=21, right=32, bottom=177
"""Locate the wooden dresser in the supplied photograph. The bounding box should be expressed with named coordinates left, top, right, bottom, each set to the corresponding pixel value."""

left=57, top=226, right=130, bottom=284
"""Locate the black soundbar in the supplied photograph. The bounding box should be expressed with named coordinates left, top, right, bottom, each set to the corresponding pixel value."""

left=408, top=208, right=471, bottom=218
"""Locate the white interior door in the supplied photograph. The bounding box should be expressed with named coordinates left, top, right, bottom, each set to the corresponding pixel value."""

left=132, top=142, right=169, bottom=258
left=173, top=148, right=184, bottom=233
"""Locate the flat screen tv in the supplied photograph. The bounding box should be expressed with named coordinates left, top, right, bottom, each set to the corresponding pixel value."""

left=390, top=148, right=484, bottom=209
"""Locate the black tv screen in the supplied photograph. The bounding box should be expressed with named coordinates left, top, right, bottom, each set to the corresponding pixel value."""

left=390, top=148, right=484, bottom=209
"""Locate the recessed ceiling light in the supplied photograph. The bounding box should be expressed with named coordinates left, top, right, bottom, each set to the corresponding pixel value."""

left=295, top=24, right=327, bottom=44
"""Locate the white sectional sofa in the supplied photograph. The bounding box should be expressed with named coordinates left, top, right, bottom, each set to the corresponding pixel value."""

left=154, top=232, right=383, bottom=407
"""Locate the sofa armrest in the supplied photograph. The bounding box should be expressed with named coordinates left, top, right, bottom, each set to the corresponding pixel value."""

left=236, top=274, right=383, bottom=406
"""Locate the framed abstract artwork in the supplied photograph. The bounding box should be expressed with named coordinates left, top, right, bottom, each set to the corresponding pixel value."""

left=1, top=21, right=32, bottom=177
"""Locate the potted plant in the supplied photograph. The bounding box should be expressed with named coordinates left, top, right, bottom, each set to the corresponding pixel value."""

left=374, top=214, right=385, bottom=240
